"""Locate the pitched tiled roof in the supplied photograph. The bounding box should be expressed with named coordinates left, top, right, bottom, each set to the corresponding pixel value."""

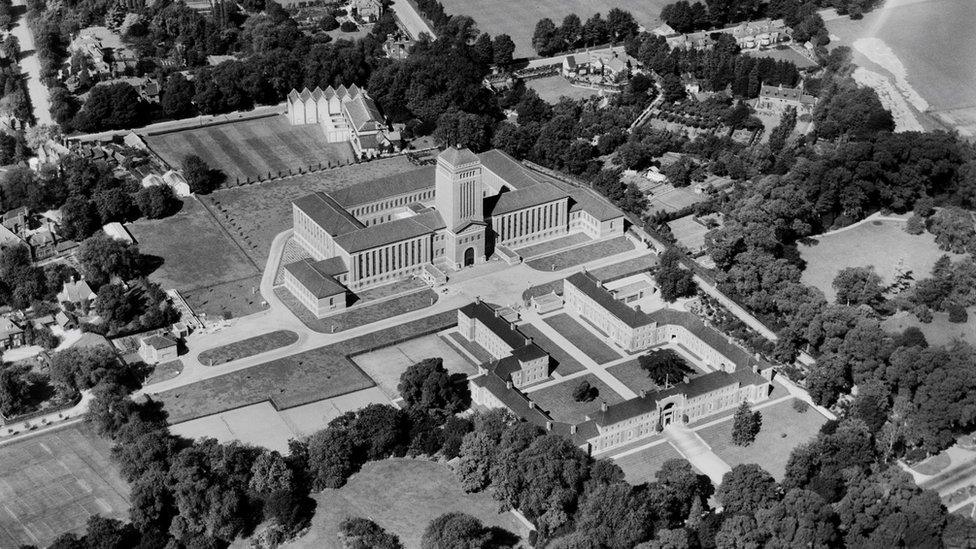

left=344, top=94, right=384, bottom=132
left=143, top=334, right=177, bottom=349
left=294, top=192, right=365, bottom=236
left=459, top=301, right=530, bottom=350
left=333, top=209, right=444, bottom=253
left=539, top=172, right=623, bottom=221
left=565, top=271, right=653, bottom=329
left=328, top=167, right=434, bottom=208
left=477, top=149, right=540, bottom=190
left=61, top=279, right=96, bottom=303
left=489, top=184, right=568, bottom=216
left=440, top=147, right=480, bottom=167
left=284, top=258, right=347, bottom=298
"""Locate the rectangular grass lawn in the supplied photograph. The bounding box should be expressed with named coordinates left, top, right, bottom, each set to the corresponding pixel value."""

left=352, top=334, right=476, bottom=399
left=606, top=359, right=659, bottom=394
left=156, top=311, right=458, bottom=422
left=526, top=236, right=634, bottom=272
left=544, top=313, right=621, bottom=364
left=591, top=254, right=659, bottom=282
left=198, top=330, right=299, bottom=366
left=696, top=398, right=828, bottom=480
left=517, top=323, right=586, bottom=375
left=275, top=288, right=440, bottom=333
left=614, top=442, right=686, bottom=485
left=291, top=459, right=528, bottom=548
left=0, top=424, right=129, bottom=548
left=528, top=374, right=625, bottom=424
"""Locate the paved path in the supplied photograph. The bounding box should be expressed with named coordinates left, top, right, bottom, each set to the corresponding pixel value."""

left=664, top=423, right=731, bottom=486
left=11, top=0, right=52, bottom=125
left=389, top=0, right=435, bottom=40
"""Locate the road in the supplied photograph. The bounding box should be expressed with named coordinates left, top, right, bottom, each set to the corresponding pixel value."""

left=11, top=0, right=52, bottom=125
left=388, top=0, right=435, bottom=40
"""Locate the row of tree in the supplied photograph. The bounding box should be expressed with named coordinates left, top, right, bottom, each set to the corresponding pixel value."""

left=531, top=10, right=640, bottom=56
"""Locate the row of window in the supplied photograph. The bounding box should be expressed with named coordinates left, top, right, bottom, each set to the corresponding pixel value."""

left=355, top=238, right=426, bottom=279
left=497, top=202, right=562, bottom=241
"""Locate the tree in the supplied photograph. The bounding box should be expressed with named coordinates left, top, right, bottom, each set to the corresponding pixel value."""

left=655, top=249, right=696, bottom=302
left=182, top=155, right=219, bottom=194
left=928, top=207, right=976, bottom=254
left=339, top=517, right=403, bottom=549
left=95, top=283, right=135, bottom=330
left=161, top=73, right=196, bottom=118
left=0, top=367, right=29, bottom=417
left=492, top=34, right=516, bottom=66
left=731, top=401, right=761, bottom=446
left=433, top=110, right=493, bottom=152
left=639, top=349, right=694, bottom=387
left=756, top=488, right=840, bottom=547
left=661, top=73, right=687, bottom=103
left=92, top=187, right=134, bottom=224
left=716, top=464, right=779, bottom=515
left=397, top=358, right=469, bottom=418
left=572, top=379, right=596, bottom=402
left=455, top=431, right=495, bottom=492
left=72, top=82, right=148, bottom=132
left=249, top=451, right=295, bottom=494
left=532, top=18, right=559, bottom=56
left=77, top=233, right=141, bottom=286
left=306, top=426, right=356, bottom=489
left=60, top=196, right=100, bottom=241
left=832, top=266, right=884, bottom=306
left=421, top=512, right=491, bottom=549
left=813, top=85, right=894, bottom=140
left=134, top=185, right=178, bottom=219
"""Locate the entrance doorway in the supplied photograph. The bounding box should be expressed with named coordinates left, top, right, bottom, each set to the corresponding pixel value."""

left=661, top=402, right=676, bottom=426
left=463, top=246, right=475, bottom=267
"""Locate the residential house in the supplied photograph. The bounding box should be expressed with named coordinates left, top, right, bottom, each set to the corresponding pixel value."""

left=139, top=334, right=178, bottom=364
left=58, top=278, right=97, bottom=310
left=0, top=316, right=24, bottom=350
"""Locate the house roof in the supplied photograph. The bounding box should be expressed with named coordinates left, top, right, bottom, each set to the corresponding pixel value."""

left=344, top=94, right=384, bottom=133
left=459, top=301, right=531, bottom=351
left=565, top=271, right=653, bottom=329
left=0, top=316, right=23, bottom=338
left=60, top=279, right=96, bottom=303
left=333, top=209, right=444, bottom=253
left=477, top=149, right=541, bottom=190
left=284, top=258, right=347, bottom=299
left=0, top=223, right=21, bottom=247
left=294, top=192, right=365, bottom=236
left=142, top=334, right=177, bottom=349
left=759, top=84, right=816, bottom=105
left=439, top=147, right=480, bottom=167
left=328, top=166, right=435, bottom=208
left=488, top=184, right=568, bottom=216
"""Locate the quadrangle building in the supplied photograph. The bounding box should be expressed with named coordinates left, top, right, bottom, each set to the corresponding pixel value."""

left=284, top=147, right=626, bottom=317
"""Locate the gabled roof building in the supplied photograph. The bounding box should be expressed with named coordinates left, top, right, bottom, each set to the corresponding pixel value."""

left=286, top=85, right=388, bottom=157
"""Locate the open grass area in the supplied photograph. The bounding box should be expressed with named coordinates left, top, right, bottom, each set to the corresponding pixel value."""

left=276, top=288, right=439, bottom=333
left=445, top=331, right=495, bottom=365
left=0, top=424, right=129, bottom=548
left=515, top=232, right=591, bottom=258
left=127, top=198, right=260, bottom=292
left=518, top=323, right=586, bottom=375
left=882, top=308, right=976, bottom=348
left=526, top=76, right=598, bottom=104
left=183, top=274, right=267, bottom=320
left=544, top=313, right=622, bottom=364
left=198, top=330, right=299, bottom=366
left=144, top=115, right=355, bottom=184
left=156, top=310, right=457, bottom=422
left=591, top=254, right=659, bottom=282
left=144, top=359, right=183, bottom=385
left=437, top=0, right=667, bottom=58
left=696, top=398, right=827, bottom=480
left=800, top=218, right=964, bottom=302
left=529, top=374, right=625, bottom=424
left=606, top=359, right=659, bottom=394
left=289, top=458, right=527, bottom=549
left=614, top=443, right=686, bottom=485
left=352, top=334, right=476, bottom=399
left=201, top=156, right=415, bottom=266
left=526, top=236, right=634, bottom=271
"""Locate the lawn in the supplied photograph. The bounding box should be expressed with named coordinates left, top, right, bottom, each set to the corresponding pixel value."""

left=144, top=115, right=355, bottom=184
left=155, top=311, right=458, bottom=422
left=183, top=274, right=267, bottom=320
left=437, top=0, right=669, bottom=58
left=526, top=236, right=634, bottom=271
left=544, top=313, right=622, bottom=364
left=445, top=331, right=495, bottom=365
left=528, top=374, right=625, bottom=424
left=144, top=359, right=183, bottom=385
left=0, top=424, right=129, bottom=548
left=526, top=76, right=598, bottom=104
left=127, top=197, right=260, bottom=293
left=799, top=219, right=965, bottom=302
left=882, top=308, right=976, bottom=348
left=276, top=288, right=439, bottom=333
left=606, top=359, right=659, bottom=394
left=517, top=323, right=586, bottom=375
left=515, top=232, right=590, bottom=258
left=198, top=330, right=300, bottom=366
left=614, top=442, right=686, bottom=485
left=696, top=398, right=828, bottom=480
left=590, top=254, right=659, bottom=282
left=201, top=155, right=415, bottom=266
left=352, top=334, right=476, bottom=399
left=288, top=459, right=528, bottom=549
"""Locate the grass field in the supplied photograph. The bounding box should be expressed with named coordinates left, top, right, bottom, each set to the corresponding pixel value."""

left=144, top=115, right=355, bottom=184
left=0, top=424, right=129, bottom=548
left=518, top=323, right=586, bottom=374
left=529, top=374, right=625, bottom=424
left=515, top=232, right=590, bottom=258
left=526, top=236, right=635, bottom=271
left=591, top=254, right=659, bottom=281
left=696, top=398, right=827, bottom=480
left=800, top=219, right=964, bottom=302
left=198, top=330, right=299, bottom=366
left=352, top=334, right=476, bottom=399
left=202, top=156, right=415, bottom=265
left=183, top=275, right=267, bottom=320
left=544, top=313, right=622, bottom=364
left=276, top=288, right=439, bottom=333
left=156, top=311, right=458, bottom=422
left=614, top=442, right=686, bottom=485
left=445, top=331, right=495, bottom=365
left=127, top=198, right=260, bottom=293
left=437, top=0, right=668, bottom=57
left=289, top=459, right=527, bottom=549
left=607, top=359, right=659, bottom=394
left=526, top=76, right=598, bottom=104
left=882, top=308, right=976, bottom=348
left=144, top=359, right=183, bottom=385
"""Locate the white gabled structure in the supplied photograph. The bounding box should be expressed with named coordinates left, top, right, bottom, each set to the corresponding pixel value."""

left=286, top=85, right=386, bottom=156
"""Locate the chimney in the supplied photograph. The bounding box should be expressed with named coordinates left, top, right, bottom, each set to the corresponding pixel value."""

left=752, top=363, right=758, bottom=374
left=683, top=376, right=690, bottom=384
left=475, top=296, right=481, bottom=304
left=506, top=380, right=513, bottom=390
left=640, top=389, right=647, bottom=398
left=525, top=337, right=533, bottom=346
left=494, top=309, right=500, bottom=318
left=478, top=365, right=487, bottom=376
left=570, top=424, right=577, bottom=434
left=600, top=401, right=608, bottom=412
left=546, top=420, right=553, bottom=431
left=529, top=401, right=536, bottom=409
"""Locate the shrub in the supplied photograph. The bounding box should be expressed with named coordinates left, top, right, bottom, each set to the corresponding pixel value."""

left=947, top=303, right=968, bottom=323
left=320, top=14, right=339, bottom=31
left=792, top=399, right=809, bottom=414
left=914, top=304, right=933, bottom=323
left=572, top=380, right=594, bottom=402
left=340, top=20, right=358, bottom=32
left=905, top=214, right=925, bottom=235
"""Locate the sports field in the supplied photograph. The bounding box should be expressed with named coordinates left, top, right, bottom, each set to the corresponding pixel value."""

left=291, top=459, right=528, bottom=548
left=438, top=0, right=668, bottom=57
left=799, top=218, right=964, bottom=302
left=144, top=115, right=355, bottom=184
left=0, top=424, right=129, bottom=548
left=352, top=334, right=476, bottom=399
left=202, top=155, right=415, bottom=265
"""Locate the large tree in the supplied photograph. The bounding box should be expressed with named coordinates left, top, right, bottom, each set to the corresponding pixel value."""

left=639, top=349, right=694, bottom=387
left=421, top=512, right=491, bottom=549
left=397, top=358, right=469, bottom=418
left=77, top=233, right=142, bottom=286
